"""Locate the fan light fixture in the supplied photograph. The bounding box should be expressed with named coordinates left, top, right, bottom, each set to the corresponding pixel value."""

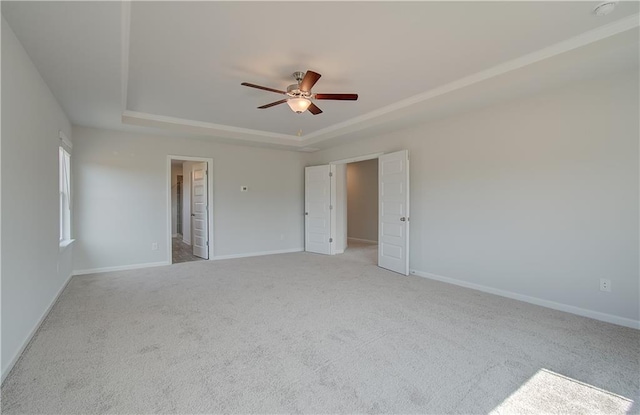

left=287, top=97, right=312, bottom=113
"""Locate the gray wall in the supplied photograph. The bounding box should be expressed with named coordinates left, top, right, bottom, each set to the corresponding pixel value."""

left=307, top=70, right=639, bottom=326
left=72, top=126, right=306, bottom=271
left=347, top=159, right=379, bottom=242
left=1, top=18, right=74, bottom=379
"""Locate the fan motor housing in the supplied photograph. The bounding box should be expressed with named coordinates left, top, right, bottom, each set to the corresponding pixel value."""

left=286, top=84, right=312, bottom=98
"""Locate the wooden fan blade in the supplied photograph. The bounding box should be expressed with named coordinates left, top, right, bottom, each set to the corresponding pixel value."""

left=315, top=93, right=358, bottom=100
left=308, top=102, right=323, bottom=115
left=258, top=99, right=287, bottom=109
left=299, top=70, right=321, bottom=92
left=241, top=82, right=286, bottom=95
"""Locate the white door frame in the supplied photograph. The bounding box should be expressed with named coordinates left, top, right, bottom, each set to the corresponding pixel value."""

left=166, top=155, right=214, bottom=263
left=330, top=153, right=385, bottom=166
left=329, top=152, right=385, bottom=255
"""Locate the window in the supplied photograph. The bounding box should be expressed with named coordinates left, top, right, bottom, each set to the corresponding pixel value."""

left=59, top=146, right=71, bottom=242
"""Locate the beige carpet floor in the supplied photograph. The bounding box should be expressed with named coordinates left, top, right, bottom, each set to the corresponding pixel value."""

left=2, top=241, right=639, bottom=414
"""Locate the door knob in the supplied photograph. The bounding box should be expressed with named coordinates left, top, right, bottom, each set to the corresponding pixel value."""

left=305, top=212, right=309, bottom=215
left=400, top=217, right=406, bottom=222
left=191, top=213, right=195, bottom=217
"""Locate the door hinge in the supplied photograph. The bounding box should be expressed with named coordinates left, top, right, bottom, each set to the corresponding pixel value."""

left=329, top=238, right=333, bottom=243
left=329, top=172, right=333, bottom=177
left=206, top=241, right=209, bottom=246
left=329, top=205, right=333, bottom=210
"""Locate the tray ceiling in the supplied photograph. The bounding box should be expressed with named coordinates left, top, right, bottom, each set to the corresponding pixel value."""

left=2, top=1, right=639, bottom=150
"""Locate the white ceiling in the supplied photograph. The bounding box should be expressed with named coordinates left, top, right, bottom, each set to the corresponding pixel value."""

left=2, top=1, right=639, bottom=151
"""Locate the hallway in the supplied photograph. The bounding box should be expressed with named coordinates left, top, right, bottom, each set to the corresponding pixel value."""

left=172, top=236, right=203, bottom=264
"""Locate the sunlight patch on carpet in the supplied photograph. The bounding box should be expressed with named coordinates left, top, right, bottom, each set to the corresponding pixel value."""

left=491, top=368, right=633, bottom=414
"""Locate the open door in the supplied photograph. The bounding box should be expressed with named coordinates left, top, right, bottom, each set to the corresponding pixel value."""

left=305, top=165, right=332, bottom=255
left=191, top=162, right=209, bottom=259
left=378, top=150, right=410, bottom=275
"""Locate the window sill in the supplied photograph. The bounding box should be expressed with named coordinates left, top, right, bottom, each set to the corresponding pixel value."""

left=59, top=239, right=75, bottom=253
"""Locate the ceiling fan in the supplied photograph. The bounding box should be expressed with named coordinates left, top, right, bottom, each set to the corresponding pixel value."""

left=241, top=70, right=358, bottom=115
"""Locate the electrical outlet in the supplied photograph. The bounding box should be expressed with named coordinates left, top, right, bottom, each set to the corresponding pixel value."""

left=151, top=242, right=158, bottom=251
left=240, top=186, right=248, bottom=192
left=600, top=278, right=611, bottom=292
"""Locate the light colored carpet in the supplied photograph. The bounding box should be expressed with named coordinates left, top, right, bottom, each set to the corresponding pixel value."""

left=2, top=241, right=638, bottom=414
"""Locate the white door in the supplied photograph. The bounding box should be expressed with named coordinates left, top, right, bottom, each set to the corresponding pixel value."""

left=305, top=165, right=332, bottom=255
left=191, top=162, right=209, bottom=259
left=378, top=150, right=410, bottom=275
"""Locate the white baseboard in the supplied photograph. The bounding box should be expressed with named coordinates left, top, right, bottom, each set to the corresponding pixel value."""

left=172, top=233, right=179, bottom=238
left=334, top=249, right=345, bottom=254
left=72, top=261, right=170, bottom=276
left=1, top=272, right=74, bottom=384
left=182, top=239, right=191, bottom=246
left=347, top=237, right=378, bottom=244
left=213, top=248, right=303, bottom=261
left=409, top=269, right=640, bottom=330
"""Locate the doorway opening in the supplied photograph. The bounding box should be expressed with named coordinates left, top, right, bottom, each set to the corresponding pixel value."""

left=344, top=159, right=379, bottom=264
left=304, top=150, right=410, bottom=275
left=167, top=156, right=214, bottom=264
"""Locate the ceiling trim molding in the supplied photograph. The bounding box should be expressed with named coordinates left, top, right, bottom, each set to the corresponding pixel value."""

left=121, top=110, right=304, bottom=145
left=299, top=13, right=640, bottom=144
left=121, top=1, right=131, bottom=112
left=120, top=13, right=638, bottom=148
